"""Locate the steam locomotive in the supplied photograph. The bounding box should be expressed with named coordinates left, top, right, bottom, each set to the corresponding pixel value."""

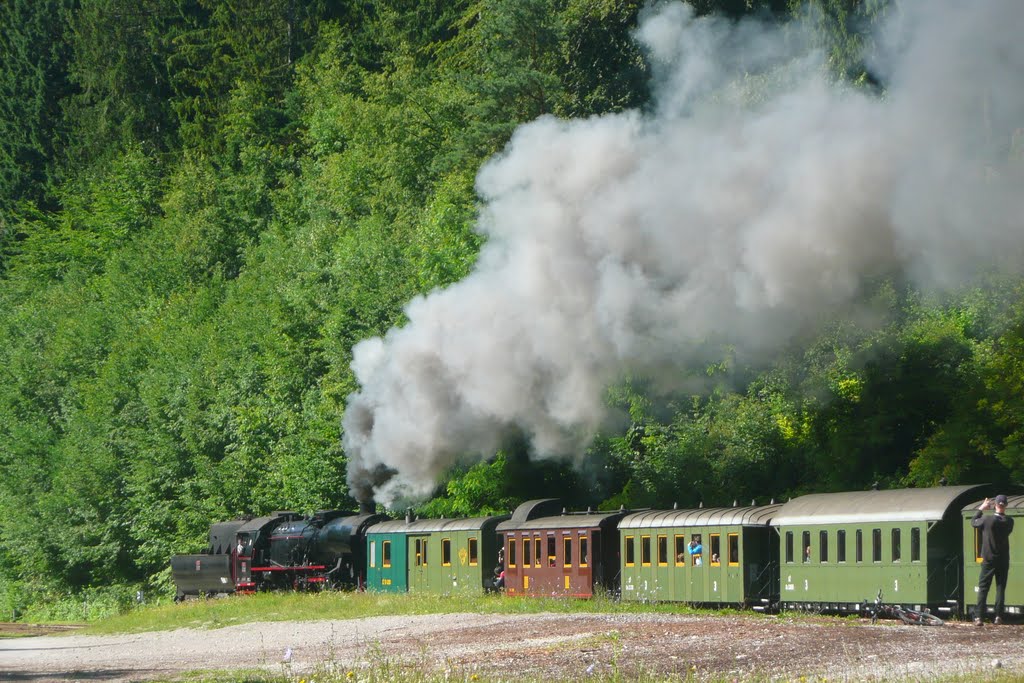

left=170, top=509, right=386, bottom=599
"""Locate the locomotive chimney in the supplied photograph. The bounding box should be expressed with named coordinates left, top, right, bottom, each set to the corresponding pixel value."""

left=359, top=499, right=376, bottom=515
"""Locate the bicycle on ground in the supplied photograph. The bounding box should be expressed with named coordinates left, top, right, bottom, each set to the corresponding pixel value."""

left=864, top=589, right=944, bottom=626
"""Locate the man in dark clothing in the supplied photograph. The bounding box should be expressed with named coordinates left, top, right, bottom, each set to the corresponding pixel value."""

left=971, top=494, right=1014, bottom=625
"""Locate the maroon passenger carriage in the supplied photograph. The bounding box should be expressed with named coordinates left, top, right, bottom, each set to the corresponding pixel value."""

left=497, top=499, right=630, bottom=598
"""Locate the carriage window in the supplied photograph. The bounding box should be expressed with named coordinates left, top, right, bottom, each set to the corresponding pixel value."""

left=625, top=535, right=635, bottom=566
left=534, top=537, right=542, bottom=567
left=856, top=529, right=863, bottom=563
left=710, top=534, right=721, bottom=566
left=910, top=527, right=921, bottom=562
left=564, top=536, right=573, bottom=567
left=819, top=530, right=828, bottom=562
left=641, top=535, right=652, bottom=566
left=657, top=535, right=668, bottom=566
left=580, top=535, right=589, bottom=567
left=547, top=536, right=557, bottom=567
left=785, top=531, right=794, bottom=563
left=468, top=537, right=478, bottom=566
left=442, top=538, right=452, bottom=566
left=508, top=538, right=517, bottom=568
left=523, top=538, right=532, bottom=566
left=369, top=541, right=376, bottom=568
left=802, top=531, right=811, bottom=563
left=837, top=530, right=846, bottom=563
left=728, top=533, right=739, bottom=566
left=414, top=538, right=424, bottom=566
left=891, top=529, right=901, bottom=562
left=974, top=527, right=983, bottom=563
left=383, top=540, right=391, bottom=568
left=675, top=535, right=687, bottom=566
left=872, top=528, right=882, bottom=562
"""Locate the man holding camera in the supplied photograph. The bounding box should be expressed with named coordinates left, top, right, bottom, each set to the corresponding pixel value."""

left=972, top=494, right=1015, bottom=625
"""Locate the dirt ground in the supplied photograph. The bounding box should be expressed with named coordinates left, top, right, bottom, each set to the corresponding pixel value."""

left=0, top=612, right=1021, bottom=682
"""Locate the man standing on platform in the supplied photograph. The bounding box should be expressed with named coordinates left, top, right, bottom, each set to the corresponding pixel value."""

left=972, top=494, right=1014, bottom=625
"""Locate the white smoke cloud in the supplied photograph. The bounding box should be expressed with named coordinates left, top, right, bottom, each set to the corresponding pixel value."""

left=342, top=0, right=1024, bottom=506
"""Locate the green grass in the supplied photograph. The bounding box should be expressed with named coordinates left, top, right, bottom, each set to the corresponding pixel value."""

left=79, top=590, right=737, bottom=635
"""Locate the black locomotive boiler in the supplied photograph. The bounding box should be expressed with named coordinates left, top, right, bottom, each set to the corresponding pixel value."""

left=170, top=509, right=386, bottom=600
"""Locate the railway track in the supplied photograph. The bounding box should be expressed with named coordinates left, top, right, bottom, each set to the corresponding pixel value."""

left=0, top=622, right=84, bottom=637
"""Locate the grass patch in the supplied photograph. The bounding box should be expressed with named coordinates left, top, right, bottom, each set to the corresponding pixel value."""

left=79, top=590, right=742, bottom=635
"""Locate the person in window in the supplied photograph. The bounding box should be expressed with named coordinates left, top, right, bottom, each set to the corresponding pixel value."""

left=493, top=547, right=505, bottom=590
left=688, top=535, right=703, bottom=566
left=804, top=545, right=811, bottom=562
left=972, top=495, right=1015, bottom=625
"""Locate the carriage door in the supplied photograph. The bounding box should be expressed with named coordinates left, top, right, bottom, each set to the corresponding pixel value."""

left=408, top=535, right=430, bottom=591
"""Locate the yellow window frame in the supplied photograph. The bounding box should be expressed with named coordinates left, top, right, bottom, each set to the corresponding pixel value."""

left=441, top=538, right=452, bottom=567
left=579, top=534, right=589, bottom=567
left=657, top=535, right=668, bottom=567
left=727, top=533, right=739, bottom=566
left=709, top=533, right=721, bottom=567
left=563, top=535, right=573, bottom=567
left=468, top=537, right=478, bottom=566
left=641, top=535, right=652, bottom=567
left=624, top=535, right=635, bottom=567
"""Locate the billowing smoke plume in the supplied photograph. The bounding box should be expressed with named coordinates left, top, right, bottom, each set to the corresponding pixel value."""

left=343, top=0, right=1024, bottom=506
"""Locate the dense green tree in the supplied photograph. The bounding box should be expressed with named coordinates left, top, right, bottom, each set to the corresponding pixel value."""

left=60, top=0, right=184, bottom=168
left=789, top=0, right=889, bottom=84
left=557, top=0, right=649, bottom=118
left=0, top=0, right=75, bottom=248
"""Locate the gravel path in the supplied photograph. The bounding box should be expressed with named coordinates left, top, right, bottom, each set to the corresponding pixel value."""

left=1, top=612, right=1021, bottom=682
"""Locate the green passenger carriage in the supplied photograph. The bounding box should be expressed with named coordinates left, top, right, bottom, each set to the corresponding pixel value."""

left=961, top=494, right=1024, bottom=619
left=365, top=515, right=508, bottom=594
left=618, top=504, right=780, bottom=607
left=774, top=484, right=1000, bottom=616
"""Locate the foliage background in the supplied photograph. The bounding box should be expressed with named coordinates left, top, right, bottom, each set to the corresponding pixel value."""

left=0, top=0, right=1021, bottom=617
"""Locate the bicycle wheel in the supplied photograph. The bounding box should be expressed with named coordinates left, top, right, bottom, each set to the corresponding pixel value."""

left=897, top=608, right=944, bottom=626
